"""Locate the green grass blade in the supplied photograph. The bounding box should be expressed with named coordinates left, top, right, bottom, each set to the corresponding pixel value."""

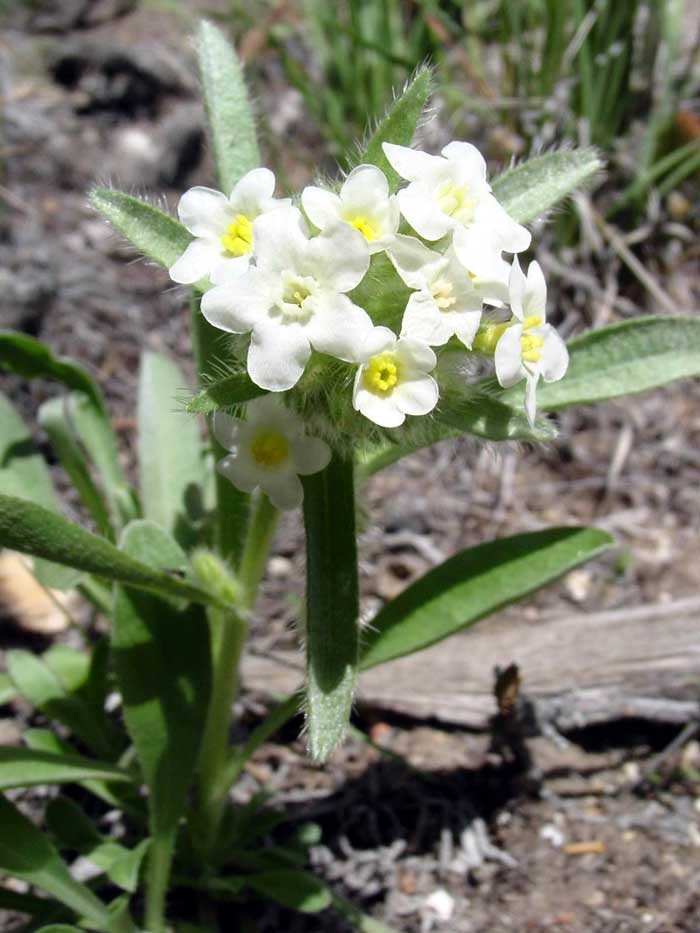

left=0, top=748, right=130, bottom=791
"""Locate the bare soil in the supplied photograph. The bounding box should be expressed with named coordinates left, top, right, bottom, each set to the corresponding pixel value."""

left=1, top=3, right=700, bottom=932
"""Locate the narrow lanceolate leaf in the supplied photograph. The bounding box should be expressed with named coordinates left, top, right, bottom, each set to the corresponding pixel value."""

left=246, top=870, right=332, bottom=914
left=527, top=316, right=700, bottom=411
left=0, top=393, right=80, bottom=590
left=302, top=455, right=359, bottom=761
left=491, top=148, right=602, bottom=224
left=89, top=188, right=190, bottom=269
left=112, top=522, right=211, bottom=916
left=186, top=371, right=267, bottom=414
left=356, top=65, right=432, bottom=190
left=197, top=20, right=260, bottom=193
left=361, top=527, right=613, bottom=669
left=0, top=494, right=218, bottom=606
left=0, top=331, right=106, bottom=415
left=138, top=351, right=205, bottom=548
left=0, top=747, right=130, bottom=790
left=0, top=794, right=109, bottom=929
left=435, top=390, right=557, bottom=442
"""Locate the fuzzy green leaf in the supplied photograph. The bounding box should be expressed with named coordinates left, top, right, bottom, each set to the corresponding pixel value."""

left=112, top=521, right=211, bottom=842
left=186, top=372, right=267, bottom=414
left=525, top=316, right=700, bottom=411
left=0, top=331, right=106, bottom=414
left=138, top=351, right=205, bottom=549
left=0, top=747, right=130, bottom=791
left=247, top=870, right=332, bottom=913
left=361, top=527, right=613, bottom=669
left=356, top=65, right=432, bottom=190
left=0, top=393, right=81, bottom=590
left=435, top=390, right=557, bottom=442
left=197, top=20, right=260, bottom=193
left=90, top=188, right=191, bottom=270
left=0, top=793, right=109, bottom=928
left=0, top=493, right=219, bottom=605
left=491, top=148, right=602, bottom=224
left=302, top=455, right=359, bottom=761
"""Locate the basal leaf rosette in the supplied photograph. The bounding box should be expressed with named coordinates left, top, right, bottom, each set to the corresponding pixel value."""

left=166, top=140, right=571, bottom=501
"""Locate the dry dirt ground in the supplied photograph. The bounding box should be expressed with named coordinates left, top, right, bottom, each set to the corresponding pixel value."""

left=2, top=2, right=700, bottom=932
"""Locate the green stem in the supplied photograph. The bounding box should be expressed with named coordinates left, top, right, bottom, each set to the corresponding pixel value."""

left=193, top=491, right=278, bottom=853
left=145, top=833, right=175, bottom=933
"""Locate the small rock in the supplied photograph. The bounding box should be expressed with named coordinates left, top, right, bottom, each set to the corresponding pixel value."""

left=424, top=889, right=454, bottom=922
left=565, top=568, right=591, bottom=603
left=540, top=823, right=565, bottom=848
left=0, top=551, right=73, bottom=634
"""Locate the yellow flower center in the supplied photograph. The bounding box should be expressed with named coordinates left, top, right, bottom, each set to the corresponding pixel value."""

left=432, top=278, right=456, bottom=310
left=434, top=178, right=476, bottom=222
left=221, top=214, right=253, bottom=257
left=362, top=352, right=400, bottom=395
left=250, top=430, right=289, bottom=468
left=281, top=274, right=314, bottom=307
left=346, top=214, right=377, bottom=242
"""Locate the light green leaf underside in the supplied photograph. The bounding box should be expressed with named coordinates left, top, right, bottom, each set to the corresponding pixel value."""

left=492, top=148, right=602, bottom=224
left=360, top=527, right=613, bottom=669
left=89, top=188, right=191, bottom=270
left=198, top=20, right=260, bottom=193
left=186, top=371, right=267, bottom=414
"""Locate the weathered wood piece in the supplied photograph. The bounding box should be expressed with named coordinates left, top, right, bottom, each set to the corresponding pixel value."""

left=242, top=596, right=700, bottom=730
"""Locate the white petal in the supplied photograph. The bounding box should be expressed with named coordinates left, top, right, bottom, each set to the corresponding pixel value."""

left=291, top=435, right=331, bottom=475
left=212, top=411, right=246, bottom=450
left=247, top=321, right=311, bottom=391
left=539, top=326, right=569, bottom=383
left=524, top=260, right=547, bottom=319
left=382, top=143, right=440, bottom=182
left=230, top=167, right=276, bottom=212
left=394, top=372, right=439, bottom=417
left=169, top=239, right=222, bottom=285
left=353, top=384, right=405, bottom=428
left=248, top=394, right=302, bottom=434
left=306, top=223, right=370, bottom=292
left=306, top=294, right=373, bottom=362
left=387, top=234, right=443, bottom=290
left=400, top=292, right=451, bottom=346
left=395, top=336, right=437, bottom=373
left=524, top=373, right=539, bottom=426
left=440, top=141, right=488, bottom=182
left=209, top=253, right=252, bottom=286
left=446, top=308, right=483, bottom=349
left=200, top=269, right=273, bottom=334
left=261, top=472, right=304, bottom=510
left=476, top=195, right=531, bottom=253
left=217, top=454, right=260, bottom=494
left=508, top=255, right=527, bottom=320
left=397, top=184, right=453, bottom=241
left=494, top=324, right=525, bottom=388
left=358, top=325, right=397, bottom=361
left=341, top=164, right=390, bottom=209
left=253, top=207, right=309, bottom=275
left=177, top=187, right=231, bottom=237
left=301, top=186, right=343, bottom=230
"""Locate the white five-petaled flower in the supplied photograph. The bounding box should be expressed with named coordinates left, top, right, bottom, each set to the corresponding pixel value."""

left=201, top=206, right=374, bottom=392
left=352, top=326, right=439, bottom=428
left=387, top=234, right=483, bottom=348
left=169, top=168, right=290, bottom=286
left=213, top=396, right=331, bottom=510
left=382, top=141, right=531, bottom=269
left=301, top=164, right=400, bottom=254
left=494, top=257, right=569, bottom=426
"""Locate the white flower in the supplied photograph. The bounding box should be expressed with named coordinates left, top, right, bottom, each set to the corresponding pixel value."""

left=201, top=207, right=373, bottom=392
left=169, top=168, right=290, bottom=286
left=352, top=326, right=438, bottom=428
left=213, top=396, right=331, bottom=510
left=381, top=141, right=531, bottom=261
left=387, top=234, right=482, bottom=348
left=494, top=258, right=569, bottom=425
left=301, top=164, right=400, bottom=254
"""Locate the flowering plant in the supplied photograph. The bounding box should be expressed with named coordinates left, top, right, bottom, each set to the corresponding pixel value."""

left=1, top=20, right=699, bottom=933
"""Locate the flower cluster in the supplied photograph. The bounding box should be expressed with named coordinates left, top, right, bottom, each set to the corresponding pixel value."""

left=170, top=141, right=569, bottom=507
